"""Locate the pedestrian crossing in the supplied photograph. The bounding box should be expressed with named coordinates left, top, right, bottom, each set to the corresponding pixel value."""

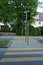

left=5, top=51, right=43, bottom=55
left=8, top=48, right=43, bottom=50
left=14, top=37, right=31, bottom=40
left=0, top=48, right=43, bottom=62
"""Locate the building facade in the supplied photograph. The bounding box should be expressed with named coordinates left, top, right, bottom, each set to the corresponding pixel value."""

left=31, top=12, right=43, bottom=28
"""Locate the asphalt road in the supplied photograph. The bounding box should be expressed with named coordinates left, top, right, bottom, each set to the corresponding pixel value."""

left=0, top=36, right=43, bottom=65
left=0, top=48, right=43, bottom=65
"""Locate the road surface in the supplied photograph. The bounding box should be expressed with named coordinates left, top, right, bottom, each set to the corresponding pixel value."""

left=0, top=48, right=43, bottom=65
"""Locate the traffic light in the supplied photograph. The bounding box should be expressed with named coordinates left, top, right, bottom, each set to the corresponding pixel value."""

left=23, top=12, right=30, bottom=20
left=27, top=12, right=30, bottom=20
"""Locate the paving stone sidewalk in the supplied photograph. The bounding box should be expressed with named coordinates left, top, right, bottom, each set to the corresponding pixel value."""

left=10, top=37, right=43, bottom=48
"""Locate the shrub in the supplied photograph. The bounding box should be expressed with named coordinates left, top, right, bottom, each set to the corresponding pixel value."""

left=29, top=25, right=40, bottom=36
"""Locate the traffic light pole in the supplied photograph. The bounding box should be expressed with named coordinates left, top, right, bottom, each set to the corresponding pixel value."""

left=26, top=12, right=29, bottom=45
left=24, top=11, right=29, bottom=45
left=25, top=23, right=26, bottom=42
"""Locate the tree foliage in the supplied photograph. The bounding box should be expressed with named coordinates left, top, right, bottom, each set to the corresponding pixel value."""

left=0, top=0, right=16, bottom=24
left=0, top=0, right=38, bottom=24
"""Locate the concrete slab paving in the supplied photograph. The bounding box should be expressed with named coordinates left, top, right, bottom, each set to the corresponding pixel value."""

left=10, top=37, right=43, bottom=48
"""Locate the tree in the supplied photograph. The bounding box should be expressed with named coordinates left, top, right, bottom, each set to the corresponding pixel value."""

left=0, top=0, right=38, bottom=23
left=12, top=0, right=38, bottom=35
left=12, top=0, right=38, bottom=23
left=0, top=0, right=38, bottom=35
left=0, top=0, right=17, bottom=24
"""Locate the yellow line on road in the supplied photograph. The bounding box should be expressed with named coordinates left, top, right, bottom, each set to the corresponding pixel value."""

left=14, top=38, right=31, bottom=40
left=0, top=57, right=43, bottom=62
left=8, top=48, right=43, bottom=51
left=5, top=52, right=43, bottom=55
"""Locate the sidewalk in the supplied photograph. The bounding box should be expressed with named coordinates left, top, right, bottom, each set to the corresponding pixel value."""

left=10, top=37, right=43, bottom=48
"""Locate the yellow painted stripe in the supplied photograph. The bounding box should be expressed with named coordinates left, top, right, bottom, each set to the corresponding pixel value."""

left=8, top=48, right=43, bottom=51
left=14, top=38, right=31, bottom=40
left=5, top=52, right=43, bottom=55
left=0, top=57, right=43, bottom=62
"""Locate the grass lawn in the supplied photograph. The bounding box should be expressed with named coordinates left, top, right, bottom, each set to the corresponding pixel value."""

left=0, top=40, right=10, bottom=47
left=38, top=40, right=43, bottom=44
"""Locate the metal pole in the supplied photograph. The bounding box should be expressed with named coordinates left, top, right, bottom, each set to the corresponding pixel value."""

left=25, top=23, right=26, bottom=42
left=27, top=22, right=29, bottom=45
left=26, top=12, right=29, bottom=45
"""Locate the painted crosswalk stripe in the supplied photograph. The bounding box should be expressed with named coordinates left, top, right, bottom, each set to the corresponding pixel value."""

left=8, top=48, right=43, bottom=51
left=14, top=38, right=31, bottom=40
left=5, top=52, right=43, bottom=55
left=0, top=57, right=43, bottom=62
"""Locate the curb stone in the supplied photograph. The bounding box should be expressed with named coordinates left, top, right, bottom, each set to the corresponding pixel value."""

left=7, top=40, right=13, bottom=48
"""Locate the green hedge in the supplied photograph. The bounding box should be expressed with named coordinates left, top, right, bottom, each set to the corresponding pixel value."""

left=16, top=25, right=25, bottom=36
left=11, top=24, right=25, bottom=36
left=29, top=25, right=40, bottom=36
left=0, top=28, right=11, bottom=32
left=6, top=24, right=43, bottom=36
left=16, top=25, right=41, bottom=36
left=40, top=26, right=43, bottom=36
